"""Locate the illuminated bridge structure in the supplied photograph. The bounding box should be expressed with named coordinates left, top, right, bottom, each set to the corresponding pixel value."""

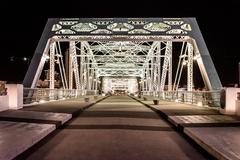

left=23, top=18, right=222, bottom=106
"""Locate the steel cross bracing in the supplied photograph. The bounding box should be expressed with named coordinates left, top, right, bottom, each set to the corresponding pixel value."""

left=79, top=41, right=160, bottom=78
left=160, top=41, right=172, bottom=91
left=55, top=42, right=68, bottom=89
left=69, top=41, right=80, bottom=89
left=142, top=41, right=160, bottom=92
left=46, top=39, right=195, bottom=93
left=24, top=18, right=223, bottom=94
left=82, top=41, right=99, bottom=91
left=72, top=41, right=99, bottom=91
left=47, top=41, right=100, bottom=91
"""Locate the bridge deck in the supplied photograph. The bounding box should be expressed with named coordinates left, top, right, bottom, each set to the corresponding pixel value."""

left=0, top=96, right=103, bottom=160
left=136, top=96, right=240, bottom=160
left=16, top=96, right=207, bottom=160
left=2, top=95, right=240, bottom=160
left=0, top=121, right=55, bottom=160
left=0, top=110, right=72, bottom=127
left=22, top=96, right=105, bottom=117
left=184, top=127, right=240, bottom=160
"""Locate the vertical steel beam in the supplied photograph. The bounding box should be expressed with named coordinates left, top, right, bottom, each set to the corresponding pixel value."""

left=68, top=43, right=73, bottom=89
left=49, top=41, right=55, bottom=89
left=153, top=56, right=158, bottom=91
left=157, top=42, right=161, bottom=92
left=80, top=42, right=85, bottom=90
left=57, top=42, right=68, bottom=89
left=187, top=42, right=193, bottom=91
left=160, top=41, right=172, bottom=91
left=70, top=41, right=81, bottom=89
left=168, top=44, right=172, bottom=91
left=146, top=64, right=150, bottom=92
left=150, top=58, right=154, bottom=92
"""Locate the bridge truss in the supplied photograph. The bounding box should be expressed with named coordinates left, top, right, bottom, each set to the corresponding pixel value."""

left=24, top=18, right=222, bottom=94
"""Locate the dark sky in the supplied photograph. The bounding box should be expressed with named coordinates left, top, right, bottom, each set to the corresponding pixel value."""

left=0, top=0, right=239, bottom=86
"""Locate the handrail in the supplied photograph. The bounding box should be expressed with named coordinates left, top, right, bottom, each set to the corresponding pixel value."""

left=23, top=88, right=99, bottom=104
left=141, top=90, right=221, bottom=107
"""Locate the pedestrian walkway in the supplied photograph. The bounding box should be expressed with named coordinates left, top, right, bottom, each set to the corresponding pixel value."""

left=169, top=115, right=240, bottom=128
left=22, top=96, right=105, bottom=116
left=0, top=121, right=55, bottom=160
left=17, top=96, right=207, bottom=160
left=0, top=110, right=72, bottom=127
left=134, top=96, right=240, bottom=160
left=185, top=127, right=240, bottom=160
left=0, top=96, right=106, bottom=160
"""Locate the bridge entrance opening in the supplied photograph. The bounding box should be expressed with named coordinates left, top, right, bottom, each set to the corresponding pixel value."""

left=102, top=77, right=138, bottom=95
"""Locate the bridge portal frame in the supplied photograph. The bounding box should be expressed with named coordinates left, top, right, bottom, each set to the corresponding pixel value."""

left=23, top=18, right=222, bottom=93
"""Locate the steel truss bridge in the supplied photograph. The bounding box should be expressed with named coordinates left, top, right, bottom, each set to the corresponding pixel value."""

left=23, top=18, right=222, bottom=106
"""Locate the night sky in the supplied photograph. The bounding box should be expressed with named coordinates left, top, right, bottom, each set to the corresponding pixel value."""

left=0, top=0, right=239, bottom=86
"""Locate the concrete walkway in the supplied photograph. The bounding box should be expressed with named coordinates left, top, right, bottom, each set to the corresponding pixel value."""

left=0, top=121, right=55, bottom=160
left=0, top=110, right=72, bottom=127
left=17, top=96, right=208, bottom=160
left=0, top=96, right=106, bottom=160
left=185, top=127, right=240, bottom=160
left=22, top=96, right=106, bottom=117
left=135, top=96, right=240, bottom=160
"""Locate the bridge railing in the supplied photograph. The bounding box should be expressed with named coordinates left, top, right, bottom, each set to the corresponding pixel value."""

left=142, top=90, right=221, bottom=107
left=23, top=88, right=99, bottom=104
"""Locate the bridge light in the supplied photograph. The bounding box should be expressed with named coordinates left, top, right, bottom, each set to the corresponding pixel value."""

left=193, top=55, right=200, bottom=60
left=197, top=101, right=203, bottom=106
left=43, top=55, right=50, bottom=61
left=182, top=61, right=187, bottom=66
left=39, top=99, right=45, bottom=103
